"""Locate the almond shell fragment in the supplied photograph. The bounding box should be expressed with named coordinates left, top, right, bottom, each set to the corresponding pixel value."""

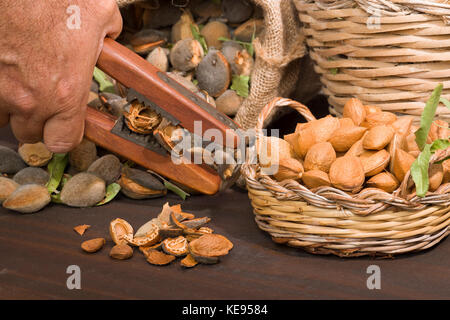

left=162, top=236, right=188, bottom=257
left=109, top=218, right=134, bottom=245
left=189, top=234, right=233, bottom=259
left=146, top=250, right=176, bottom=266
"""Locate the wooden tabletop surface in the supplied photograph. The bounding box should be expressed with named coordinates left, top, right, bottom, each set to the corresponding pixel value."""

left=0, top=126, right=449, bottom=300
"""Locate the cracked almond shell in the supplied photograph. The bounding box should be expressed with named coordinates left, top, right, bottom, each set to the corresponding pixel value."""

left=304, top=142, right=336, bottom=173
left=122, top=222, right=160, bottom=247
left=181, top=254, right=198, bottom=268
left=18, top=142, right=53, bottom=167
left=109, top=218, right=134, bottom=245
left=146, top=250, right=176, bottom=266
left=162, top=236, right=188, bottom=257
left=189, top=234, right=233, bottom=259
left=170, top=39, right=204, bottom=72
left=119, top=168, right=166, bottom=200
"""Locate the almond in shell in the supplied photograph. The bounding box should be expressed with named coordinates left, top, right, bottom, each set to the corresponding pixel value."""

left=343, top=98, right=366, bottom=126
left=392, top=149, right=416, bottom=182
left=328, top=126, right=367, bottom=152
left=388, top=133, right=406, bottom=172
left=301, top=170, right=331, bottom=189
left=110, top=244, right=134, bottom=260
left=364, top=105, right=382, bottom=115
left=405, top=133, right=420, bottom=153
left=360, top=149, right=390, bottom=177
left=273, top=157, right=304, bottom=181
left=362, top=111, right=397, bottom=128
left=308, top=115, right=340, bottom=143
left=427, top=120, right=449, bottom=143
left=345, top=136, right=366, bottom=157
left=392, top=116, right=413, bottom=136
left=429, top=163, right=444, bottom=192
left=363, top=125, right=395, bottom=150
left=366, top=172, right=399, bottom=193
left=329, top=156, right=365, bottom=193
left=338, top=118, right=355, bottom=128
left=81, top=238, right=105, bottom=253
left=304, top=142, right=336, bottom=173
left=257, top=136, right=294, bottom=167
left=443, top=159, right=450, bottom=183
left=283, top=133, right=302, bottom=159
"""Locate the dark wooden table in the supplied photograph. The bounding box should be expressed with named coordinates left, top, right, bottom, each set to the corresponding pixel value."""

left=0, top=126, right=449, bottom=300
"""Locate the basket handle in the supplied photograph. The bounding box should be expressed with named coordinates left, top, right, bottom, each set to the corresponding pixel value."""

left=255, top=97, right=316, bottom=135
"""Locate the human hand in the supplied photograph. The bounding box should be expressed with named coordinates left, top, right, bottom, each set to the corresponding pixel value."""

left=0, top=0, right=122, bottom=152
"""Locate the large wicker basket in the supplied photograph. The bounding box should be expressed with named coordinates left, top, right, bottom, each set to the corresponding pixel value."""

left=294, top=0, right=450, bottom=124
left=241, top=97, right=450, bottom=257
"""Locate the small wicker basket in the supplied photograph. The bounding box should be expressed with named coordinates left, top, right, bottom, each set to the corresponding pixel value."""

left=294, top=0, right=450, bottom=124
left=241, top=97, right=450, bottom=257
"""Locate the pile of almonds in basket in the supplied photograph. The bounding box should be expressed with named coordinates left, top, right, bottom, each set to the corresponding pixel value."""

left=261, top=98, right=450, bottom=194
left=79, top=202, right=233, bottom=267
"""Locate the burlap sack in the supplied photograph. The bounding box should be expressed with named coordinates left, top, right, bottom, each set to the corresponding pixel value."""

left=116, top=0, right=308, bottom=130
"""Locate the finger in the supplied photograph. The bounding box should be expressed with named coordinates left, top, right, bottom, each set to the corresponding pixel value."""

left=0, top=109, right=9, bottom=128
left=9, top=114, right=44, bottom=144
left=42, top=103, right=86, bottom=153
left=104, top=1, right=123, bottom=40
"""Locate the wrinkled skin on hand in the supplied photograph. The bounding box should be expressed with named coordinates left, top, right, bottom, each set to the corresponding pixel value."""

left=0, top=0, right=122, bottom=152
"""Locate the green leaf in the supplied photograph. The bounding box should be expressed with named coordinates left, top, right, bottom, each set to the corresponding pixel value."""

left=147, top=170, right=190, bottom=200
left=415, top=84, right=443, bottom=150
left=46, top=153, right=68, bottom=194
left=93, top=67, right=116, bottom=94
left=411, top=144, right=432, bottom=197
left=218, top=36, right=254, bottom=57
left=439, top=97, right=450, bottom=110
left=96, top=183, right=121, bottom=206
left=51, top=193, right=63, bottom=204
left=231, top=75, right=250, bottom=98
left=164, top=180, right=190, bottom=200
left=430, top=139, right=450, bottom=153
left=330, top=68, right=339, bottom=75
left=190, top=24, right=208, bottom=53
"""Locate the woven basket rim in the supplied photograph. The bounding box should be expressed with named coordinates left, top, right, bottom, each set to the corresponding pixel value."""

left=241, top=97, right=450, bottom=216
